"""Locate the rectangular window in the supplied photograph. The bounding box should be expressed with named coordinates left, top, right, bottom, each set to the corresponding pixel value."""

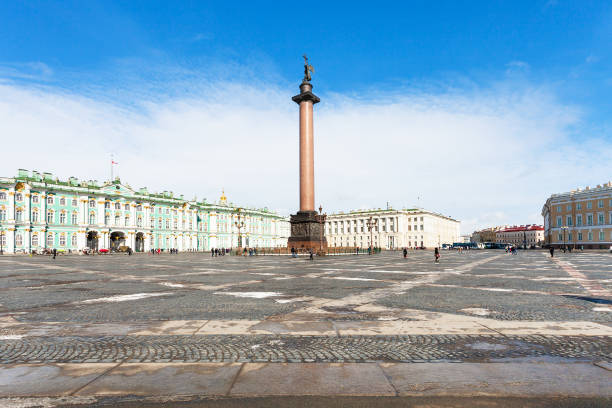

left=557, top=206, right=561, bottom=212
left=71, top=213, right=77, bottom=224
left=598, top=200, right=604, bottom=208
left=59, top=212, right=66, bottom=224
left=568, top=233, right=572, bottom=241
left=89, top=214, right=96, bottom=224
left=59, top=234, right=66, bottom=246
left=578, top=232, right=583, bottom=241
left=47, top=211, right=53, bottom=224
left=32, top=211, right=38, bottom=222
left=576, top=215, right=582, bottom=226
left=32, top=195, right=39, bottom=203
left=47, top=233, right=54, bottom=246
left=60, top=197, right=66, bottom=206
left=599, top=231, right=605, bottom=241
left=576, top=203, right=582, bottom=210
left=31, top=234, right=38, bottom=247
left=72, top=199, right=77, bottom=206
left=587, top=202, right=592, bottom=209
left=588, top=231, right=593, bottom=241
left=587, top=215, right=593, bottom=226
left=71, top=234, right=77, bottom=246
left=558, top=234, right=563, bottom=241
left=598, top=213, right=604, bottom=225
left=556, top=216, right=562, bottom=227
left=566, top=204, right=572, bottom=211
left=566, top=216, right=572, bottom=226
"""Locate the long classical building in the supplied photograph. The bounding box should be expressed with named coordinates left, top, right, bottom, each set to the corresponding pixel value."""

left=0, top=170, right=289, bottom=254
left=542, top=181, right=612, bottom=249
left=325, top=208, right=460, bottom=249
left=495, top=225, right=544, bottom=247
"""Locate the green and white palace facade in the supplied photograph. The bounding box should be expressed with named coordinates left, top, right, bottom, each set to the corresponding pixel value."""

left=0, top=169, right=289, bottom=254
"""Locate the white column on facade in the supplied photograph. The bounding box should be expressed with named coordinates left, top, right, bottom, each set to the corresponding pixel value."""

left=7, top=188, right=15, bottom=221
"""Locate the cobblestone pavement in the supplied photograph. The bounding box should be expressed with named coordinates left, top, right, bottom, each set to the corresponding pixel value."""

left=0, top=250, right=610, bottom=368
left=0, top=250, right=610, bottom=323
left=0, top=334, right=609, bottom=364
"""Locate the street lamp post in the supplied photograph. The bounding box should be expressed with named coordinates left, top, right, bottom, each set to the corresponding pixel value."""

left=561, top=226, right=569, bottom=252
left=0, top=230, right=4, bottom=255
left=366, top=216, right=378, bottom=255
left=234, top=208, right=245, bottom=251
left=316, top=205, right=326, bottom=255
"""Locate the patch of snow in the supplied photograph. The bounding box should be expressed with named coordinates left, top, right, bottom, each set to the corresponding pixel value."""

left=593, top=307, right=612, bottom=312
left=215, top=291, right=282, bottom=299
left=0, top=335, right=24, bottom=340
left=76, top=292, right=173, bottom=304
left=327, top=277, right=381, bottom=282
left=461, top=308, right=496, bottom=316
left=159, top=282, right=185, bottom=288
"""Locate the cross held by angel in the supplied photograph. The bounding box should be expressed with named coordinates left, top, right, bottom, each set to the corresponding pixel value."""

left=303, top=55, right=314, bottom=83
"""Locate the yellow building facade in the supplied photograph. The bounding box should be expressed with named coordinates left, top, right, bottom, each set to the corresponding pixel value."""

left=542, top=182, right=612, bottom=249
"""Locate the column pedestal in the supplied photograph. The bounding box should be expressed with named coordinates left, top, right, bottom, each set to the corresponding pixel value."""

left=288, top=211, right=327, bottom=252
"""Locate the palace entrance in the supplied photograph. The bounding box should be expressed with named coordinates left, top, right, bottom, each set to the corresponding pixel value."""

left=135, top=232, right=145, bottom=252
left=86, top=231, right=99, bottom=251
left=110, top=231, right=126, bottom=252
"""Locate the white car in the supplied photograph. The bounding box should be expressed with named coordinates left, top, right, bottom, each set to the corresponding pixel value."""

left=609, top=245, right=612, bottom=253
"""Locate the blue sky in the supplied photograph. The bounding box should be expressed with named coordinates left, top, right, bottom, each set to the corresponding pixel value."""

left=1, top=1, right=611, bottom=232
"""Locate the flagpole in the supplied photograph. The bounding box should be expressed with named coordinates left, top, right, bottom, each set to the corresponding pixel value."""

left=111, top=154, right=114, bottom=182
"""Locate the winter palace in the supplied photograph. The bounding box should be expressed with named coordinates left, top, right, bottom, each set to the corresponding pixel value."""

left=0, top=169, right=289, bottom=254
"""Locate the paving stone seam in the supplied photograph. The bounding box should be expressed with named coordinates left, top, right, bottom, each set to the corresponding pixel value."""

left=67, top=361, right=124, bottom=396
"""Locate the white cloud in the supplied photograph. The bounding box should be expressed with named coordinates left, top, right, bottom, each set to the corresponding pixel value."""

left=0, top=77, right=610, bottom=234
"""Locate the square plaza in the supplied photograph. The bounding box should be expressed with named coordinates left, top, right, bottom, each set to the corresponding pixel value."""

left=0, top=250, right=610, bottom=405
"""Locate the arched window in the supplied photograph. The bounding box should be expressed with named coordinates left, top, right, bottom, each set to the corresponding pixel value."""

left=15, top=233, right=23, bottom=246
left=0, top=192, right=6, bottom=200
left=31, top=234, right=38, bottom=247
left=59, top=234, right=66, bottom=246
left=32, top=195, right=39, bottom=203
left=31, top=210, right=38, bottom=223
left=115, top=202, right=121, bottom=210
left=59, top=212, right=66, bottom=224
left=46, top=233, right=54, bottom=247
left=104, top=202, right=110, bottom=209
left=59, top=197, right=66, bottom=206
left=89, top=200, right=96, bottom=208
left=47, top=210, right=54, bottom=224
left=71, top=212, right=78, bottom=224
left=105, top=215, right=110, bottom=225
left=125, top=215, right=130, bottom=226
left=15, top=193, right=23, bottom=201
left=115, top=215, right=120, bottom=225
left=137, top=217, right=143, bottom=227
left=47, top=196, right=54, bottom=205
left=0, top=209, right=6, bottom=221
left=71, top=234, right=77, bottom=246
left=89, top=213, right=96, bottom=224
left=15, top=209, right=23, bottom=222
left=71, top=199, right=77, bottom=206
left=124, top=204, right=130, bottom=210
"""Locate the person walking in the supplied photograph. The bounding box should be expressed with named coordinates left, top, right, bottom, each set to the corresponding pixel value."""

left=52, top=248, right=57, bottom=260
left=309, top=249, right=314, bottom=261
left=549, top=246, right=555, bottom=258
left=403, top=248, right=408, bottom=259
left=434, top=247, right=440, bottom=263
left=291, top=247, right=296, bottom=258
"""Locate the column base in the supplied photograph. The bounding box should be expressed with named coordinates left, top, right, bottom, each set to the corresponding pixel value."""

left=288, top=211, right=328, bottom=253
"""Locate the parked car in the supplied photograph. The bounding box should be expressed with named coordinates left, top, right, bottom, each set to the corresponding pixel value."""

left=609, top=245, right=612, bottom=253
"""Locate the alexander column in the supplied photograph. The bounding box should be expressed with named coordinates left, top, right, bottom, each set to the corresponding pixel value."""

left=288, top=55, right=327, bottom=253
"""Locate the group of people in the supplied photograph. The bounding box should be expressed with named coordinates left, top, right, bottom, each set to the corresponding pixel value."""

left=211, top=248, right=229, bottom=257
left=149, top=248, right=179, bottom=255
